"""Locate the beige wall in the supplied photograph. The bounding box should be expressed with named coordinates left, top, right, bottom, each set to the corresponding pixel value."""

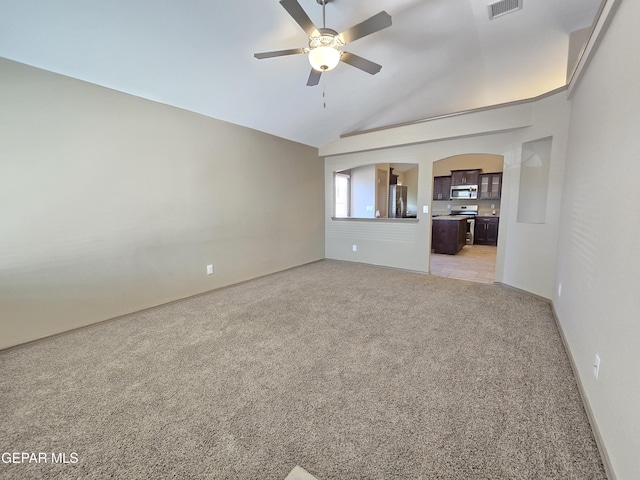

left=567, top=26, right=592, bottom=83
left=0, top=58, right=324, bottom=350
left=432, top=154, right=504, bottom=176
left=350, top=164, right=376, bottom=218
left=403, top=167, right=419, bottom=214
left=555, top=0, right=640, bottom=477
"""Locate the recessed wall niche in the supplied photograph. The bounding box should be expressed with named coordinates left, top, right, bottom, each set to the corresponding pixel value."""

left=517, top=137, right=553, bottom=224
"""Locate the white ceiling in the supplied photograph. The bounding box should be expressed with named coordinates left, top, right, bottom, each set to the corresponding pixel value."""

left=0, top=0, right=602, bottom=148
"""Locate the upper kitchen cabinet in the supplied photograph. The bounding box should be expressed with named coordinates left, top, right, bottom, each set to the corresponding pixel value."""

left=450, top=169, right=481, bottom=186
left=433, top=176, right=451, bottom=200
left=479, top=173, right=502, bottom=199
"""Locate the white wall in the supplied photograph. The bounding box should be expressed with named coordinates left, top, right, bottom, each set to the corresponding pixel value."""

left=0, top=58, right=324, bottom=350
left=324, top=92, right=570, bottom=299
left=498, top=94, right=572, bottom=298
left=555, top=0, right=640, bottom=477
left=517, top=137, right=552, bottom=224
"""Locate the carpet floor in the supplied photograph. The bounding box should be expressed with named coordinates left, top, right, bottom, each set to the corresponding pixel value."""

left=0, top=260, right=606, bottom=479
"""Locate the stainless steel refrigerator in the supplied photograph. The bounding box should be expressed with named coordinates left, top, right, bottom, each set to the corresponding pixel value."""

left=388, top=185, right=408, bottom=218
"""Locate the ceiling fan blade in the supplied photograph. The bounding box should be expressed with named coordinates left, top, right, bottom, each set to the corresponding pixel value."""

left=307, top=69, right=322, bottom=87
left=279, top=0, right=319, bottom=37
left=340, top=52, right=382, bottom=75
left=254, top=48, right=306, bottom=59
left=338, top=11, right=392, bottom=45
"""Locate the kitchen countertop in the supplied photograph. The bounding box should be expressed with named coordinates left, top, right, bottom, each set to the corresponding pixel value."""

left=432, top=214, right=500, bottom=218
left=432, top=215, right=467, bottom=220
left=331, top=217, right=419, bottom=223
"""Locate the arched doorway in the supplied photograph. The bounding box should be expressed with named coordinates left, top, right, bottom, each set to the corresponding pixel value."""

left=430, top=153, right=504, bottom=283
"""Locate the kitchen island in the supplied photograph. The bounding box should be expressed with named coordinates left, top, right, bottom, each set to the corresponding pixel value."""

left=432, top=216, right=467, bottom=254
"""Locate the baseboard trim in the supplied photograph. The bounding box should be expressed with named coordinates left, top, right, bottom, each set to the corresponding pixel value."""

left=493, top=281, right=551, bottom=302
left=493, top=283, right=615, bottom=479
left=0, top=259, right=326, bottom=354
left=326, top=258, right=428, bottom=275
left=550, top=303, right=616, bottom=480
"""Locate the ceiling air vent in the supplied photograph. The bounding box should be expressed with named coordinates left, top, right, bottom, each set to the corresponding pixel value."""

left=488, top=0, right=522, bottom=19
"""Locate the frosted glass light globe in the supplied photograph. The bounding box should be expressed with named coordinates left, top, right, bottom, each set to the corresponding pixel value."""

left=309, top=46, right=340, bottom=72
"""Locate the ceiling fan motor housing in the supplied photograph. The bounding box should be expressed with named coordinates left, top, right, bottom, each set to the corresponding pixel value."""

left=309, top=28, right=342, bottom=49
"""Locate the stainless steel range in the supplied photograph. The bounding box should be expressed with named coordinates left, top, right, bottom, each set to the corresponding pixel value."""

left=450, top=204, right=478, bottom=245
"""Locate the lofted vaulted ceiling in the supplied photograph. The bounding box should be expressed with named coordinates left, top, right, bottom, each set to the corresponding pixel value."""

left=0, top=0, right=602, bottom=148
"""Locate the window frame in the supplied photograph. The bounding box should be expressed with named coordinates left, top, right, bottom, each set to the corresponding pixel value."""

left=333, top=171, right=351, bottom=218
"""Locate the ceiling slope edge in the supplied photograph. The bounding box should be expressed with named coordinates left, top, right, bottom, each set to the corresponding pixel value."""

left=319, top=94, right=546, bottom=157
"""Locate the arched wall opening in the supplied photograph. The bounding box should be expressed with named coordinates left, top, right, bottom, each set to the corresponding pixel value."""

left=430, top=153, right=505, bottom=283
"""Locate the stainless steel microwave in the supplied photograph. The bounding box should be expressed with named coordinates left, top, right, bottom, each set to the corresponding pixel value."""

left=450, top=185, right=478, bottom=200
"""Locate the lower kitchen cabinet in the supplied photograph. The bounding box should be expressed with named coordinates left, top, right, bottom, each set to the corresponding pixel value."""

left=432, top=217, right=467, bottom=254
left=474, top=217, right=499, bottom=246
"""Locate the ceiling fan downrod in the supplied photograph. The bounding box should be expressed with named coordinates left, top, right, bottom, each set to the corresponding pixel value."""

left=321, top=0, right=326, bottom=28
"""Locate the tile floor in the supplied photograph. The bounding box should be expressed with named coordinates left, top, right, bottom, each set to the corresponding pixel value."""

left=430, top=244, right=497, bottom=284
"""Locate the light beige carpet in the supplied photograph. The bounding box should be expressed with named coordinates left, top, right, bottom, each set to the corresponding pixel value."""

left=0, top=260, right=606, bottom=479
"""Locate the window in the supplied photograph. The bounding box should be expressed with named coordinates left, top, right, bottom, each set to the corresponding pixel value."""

left=334, top=172, right=350, bottom=218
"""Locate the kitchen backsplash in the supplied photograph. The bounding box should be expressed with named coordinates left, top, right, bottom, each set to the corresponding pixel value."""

left=432, top=199, right=500, bottom=217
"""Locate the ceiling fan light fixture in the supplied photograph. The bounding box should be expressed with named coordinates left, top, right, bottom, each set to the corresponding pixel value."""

left=254, top=0, right=392, bottom=85
left=308, top=45, right=340, bottom=71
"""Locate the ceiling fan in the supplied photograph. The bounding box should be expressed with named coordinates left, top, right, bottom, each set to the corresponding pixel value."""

left=254, top=0, right=392, bottom=86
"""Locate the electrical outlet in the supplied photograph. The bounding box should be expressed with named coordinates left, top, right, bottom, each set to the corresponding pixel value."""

left=423, top=205, right=429, bottom=214
left=206, top=264, right=214, bottom=275
left=366, top=205, right=373, bottom=212
left=558, top=283, right=562, bottom=297
left=352, top=245, right=357, bottom=252
left=594, top=354, right=600, bottom=379
left=491, top=204, right=495, bottom=209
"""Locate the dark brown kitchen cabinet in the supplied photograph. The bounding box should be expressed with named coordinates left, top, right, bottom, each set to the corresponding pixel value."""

left=433, top=176, right=451, bottom=200
left=432, top=217, right=467, bottom=254
left=474, top=217, right=499, bottom=246
left=451, top=169, right=481, bottom=186
left=479, top=173, right=502, bottom=199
